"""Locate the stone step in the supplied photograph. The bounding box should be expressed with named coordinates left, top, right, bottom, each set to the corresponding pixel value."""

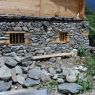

left=0, top=89, right=47, bottom=95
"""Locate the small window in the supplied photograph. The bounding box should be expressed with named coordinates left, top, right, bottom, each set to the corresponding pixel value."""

left=50, top=32, right=69, bottom=44
left=10, top=33, right=25, bottom=44
left=59, top=32, right=68, bottom=43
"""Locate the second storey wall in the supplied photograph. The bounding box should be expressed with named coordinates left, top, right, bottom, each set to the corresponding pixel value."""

left=0, top=0, right=85, bottom=18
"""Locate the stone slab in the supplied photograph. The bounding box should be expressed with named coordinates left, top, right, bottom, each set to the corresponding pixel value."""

left=0, top=89, right=47, bottom=95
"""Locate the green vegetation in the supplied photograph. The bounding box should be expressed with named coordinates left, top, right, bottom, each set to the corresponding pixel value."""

left=76, top=6, right=95, bottom=93
left=85, top=55, right=95, bottom=76
left=38, top=80, right=58, bottom=91
left=86, top=7, right=95, bottom=46
left=76, top=53, right=95, bottom=93
left=78, top=48, right=86, bottom=57
left=77, top=75, right=93, bottom=93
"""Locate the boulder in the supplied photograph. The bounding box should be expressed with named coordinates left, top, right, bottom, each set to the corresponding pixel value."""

left=24, top=78, right=40, bottom=87
left=66, top=70, right=79, bottom=83
left=48, top=67, right=56, bottom=77
left=41, top=69, right=51, bottom=82
left=58, top=83, right=81, bottom=94
left=15, top=66, right=22, bottom=75
left=5, top=57, right=18, bottom=67
left=0, top=65, right=12, bottom=79
left=5, top=52, right=20, bottom=62
left=0, top=81, right=12, bottom=92
left=28, top=68, right=43, bottom=80
left=17, top=75, right=25, bottom=85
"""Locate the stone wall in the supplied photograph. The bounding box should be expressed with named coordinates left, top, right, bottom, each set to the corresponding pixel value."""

left=0, top=17, right=89, bottom=55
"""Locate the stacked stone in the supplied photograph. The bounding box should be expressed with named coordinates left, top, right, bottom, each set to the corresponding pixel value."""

left=0, top=50, right=88, bottom=94
left=0, top=19, right=89, bottom=56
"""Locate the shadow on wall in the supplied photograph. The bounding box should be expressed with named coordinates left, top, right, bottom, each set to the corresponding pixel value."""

left=50, top=0, right=84, bottom=18
left=89, top=35, right=95, bottom=46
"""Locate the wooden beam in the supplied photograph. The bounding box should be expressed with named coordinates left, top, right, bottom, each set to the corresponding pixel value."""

left=33, top=52, right=72, bottom=60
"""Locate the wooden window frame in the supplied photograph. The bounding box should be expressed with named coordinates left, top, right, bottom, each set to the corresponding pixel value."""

left=5, top=31, right=30, bottom=45
left=59, top=32, right=67, bottom=42
left=50, top=32, right=69, bottom=44
left=10, top=33, right=25, bottom=44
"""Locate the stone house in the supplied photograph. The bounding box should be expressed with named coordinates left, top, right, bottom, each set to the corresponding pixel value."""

left=0, top=0, right=89, bottom=56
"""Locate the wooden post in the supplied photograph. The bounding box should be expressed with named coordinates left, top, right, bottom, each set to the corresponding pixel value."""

left=25, top=33, right=30, bottom=46
left=78, top=0, right=85, bottom=19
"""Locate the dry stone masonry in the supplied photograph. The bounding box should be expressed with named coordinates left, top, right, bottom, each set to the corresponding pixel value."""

left=0, top=17, right=89, bottom=56
left=0, top=16, right=89, bottom=94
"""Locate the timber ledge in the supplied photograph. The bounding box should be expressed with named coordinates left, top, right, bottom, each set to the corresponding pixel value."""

left=0, top=15, right=86, bottom=21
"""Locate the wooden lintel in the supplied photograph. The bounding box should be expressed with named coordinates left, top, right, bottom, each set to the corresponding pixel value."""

left=6, top=31, right=27, bottom=34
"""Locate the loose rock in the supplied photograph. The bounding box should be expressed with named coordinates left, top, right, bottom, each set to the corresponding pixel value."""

left=0, top=81, right=12, bottom=92
left=5, top=57, right=18, bottom=67
left=0, top=65, right=12, bottom=79
left=15, top=66, right=22, bottom=75
left=28, top=68, right=43, bottom=80
left=17, top=75, right=25, bottom=85
left=24, top=78, right=40, bottom=87
left=58, top=83, right=81, bottom=94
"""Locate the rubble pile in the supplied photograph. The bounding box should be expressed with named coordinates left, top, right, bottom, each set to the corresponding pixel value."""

left=0, top=45, right=87, bottom=94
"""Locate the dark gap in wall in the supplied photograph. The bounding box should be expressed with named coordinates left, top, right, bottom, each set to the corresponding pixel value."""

left=0, top=16, right=85, bottom=22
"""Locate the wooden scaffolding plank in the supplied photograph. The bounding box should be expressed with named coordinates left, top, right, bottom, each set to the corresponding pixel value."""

left=33, top=52, right=72, bottom=60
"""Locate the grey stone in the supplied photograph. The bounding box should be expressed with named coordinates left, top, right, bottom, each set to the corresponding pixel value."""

left=0, top=57, right=5, bottom=67
left=35, top=50, right=45, bottom=54
left=56, top=68, right=62, bottom=73
left=17, top=75, right=25, bottom=85
left=0, top=81, right=12, bottom=92
left=40, top=69, right=51, bottom=82
left=0, top=65, right=12, bottom=79
left=45, top=47, right=51, bottom=53
left=28, top=68, right=43, bottom=80
left=5, top=57, right=18, bottom=67
left=6, top=52, right=20, bottom=62
left=14, top=27, right=22, bottom=31
left=11, top=45, right=25, bottom=51
left=57, top=78, right=64, bottom=84
left=22, top=61, right=32, bottom=66
left=11, top=22, right=16, bottom=27
left=2, top=49, right=11, bottom=54
left=58, top=83, right=81, bottom=94
left=22, top=27, right=29, bottom=31
left=53, top=74, right=59, bottom=80
left=12, top=68, right=17, bottom=82
left=32, top=43, right=39, bottom=47
left=22, top=67, right=29, bottom=73
left=0, top=89, right=47, bottom=95
left=48, top=67, right=56, bottom=77
left=15, top=66, right=22, bottom=75
left=24, top=78, right=40, bottom=87
left=49, top=58, right=56, bottom=62
left=17, top=22, right=23, bottom=27
left=21, top=55, right=32, bottom=62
